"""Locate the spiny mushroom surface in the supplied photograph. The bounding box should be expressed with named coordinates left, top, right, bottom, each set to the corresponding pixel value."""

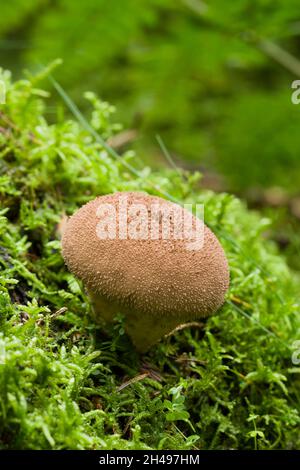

left=62, top=191, right=229, bottom=351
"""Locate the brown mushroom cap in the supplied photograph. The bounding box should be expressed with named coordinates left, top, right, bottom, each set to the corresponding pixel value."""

left=62, top=192, right=229, bottom=350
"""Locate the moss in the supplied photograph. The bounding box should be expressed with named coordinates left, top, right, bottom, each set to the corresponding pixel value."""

left=0, top=68, right=299, bottom=450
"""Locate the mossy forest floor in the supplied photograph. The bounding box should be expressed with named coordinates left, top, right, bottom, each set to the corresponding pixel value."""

left=0, top=68, right=300, bottom=449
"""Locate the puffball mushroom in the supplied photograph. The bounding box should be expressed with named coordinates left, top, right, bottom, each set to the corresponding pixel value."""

left=62, top=192, right=229, bottom=352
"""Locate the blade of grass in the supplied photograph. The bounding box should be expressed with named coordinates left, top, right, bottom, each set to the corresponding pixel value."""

left=156, top=134, right=183, bottom=179
left=49, top=75, right=179, bottom=204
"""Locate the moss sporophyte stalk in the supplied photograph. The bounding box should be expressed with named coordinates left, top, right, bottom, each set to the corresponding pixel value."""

left=0, top=68, right=300, bottom=450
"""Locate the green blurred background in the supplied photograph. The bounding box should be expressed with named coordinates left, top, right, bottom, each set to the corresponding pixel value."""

left=1, top=0, right=300, bottom=265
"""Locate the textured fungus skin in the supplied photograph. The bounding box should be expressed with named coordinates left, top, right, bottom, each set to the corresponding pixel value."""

left=62, top=192, right=229, bottom=351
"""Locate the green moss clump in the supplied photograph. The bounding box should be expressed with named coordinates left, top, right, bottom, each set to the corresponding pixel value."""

left=0, top=68, right=299, bottom=450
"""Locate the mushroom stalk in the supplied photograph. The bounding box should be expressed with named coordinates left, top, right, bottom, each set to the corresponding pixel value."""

left=88, top=289, right=185, bottom=352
